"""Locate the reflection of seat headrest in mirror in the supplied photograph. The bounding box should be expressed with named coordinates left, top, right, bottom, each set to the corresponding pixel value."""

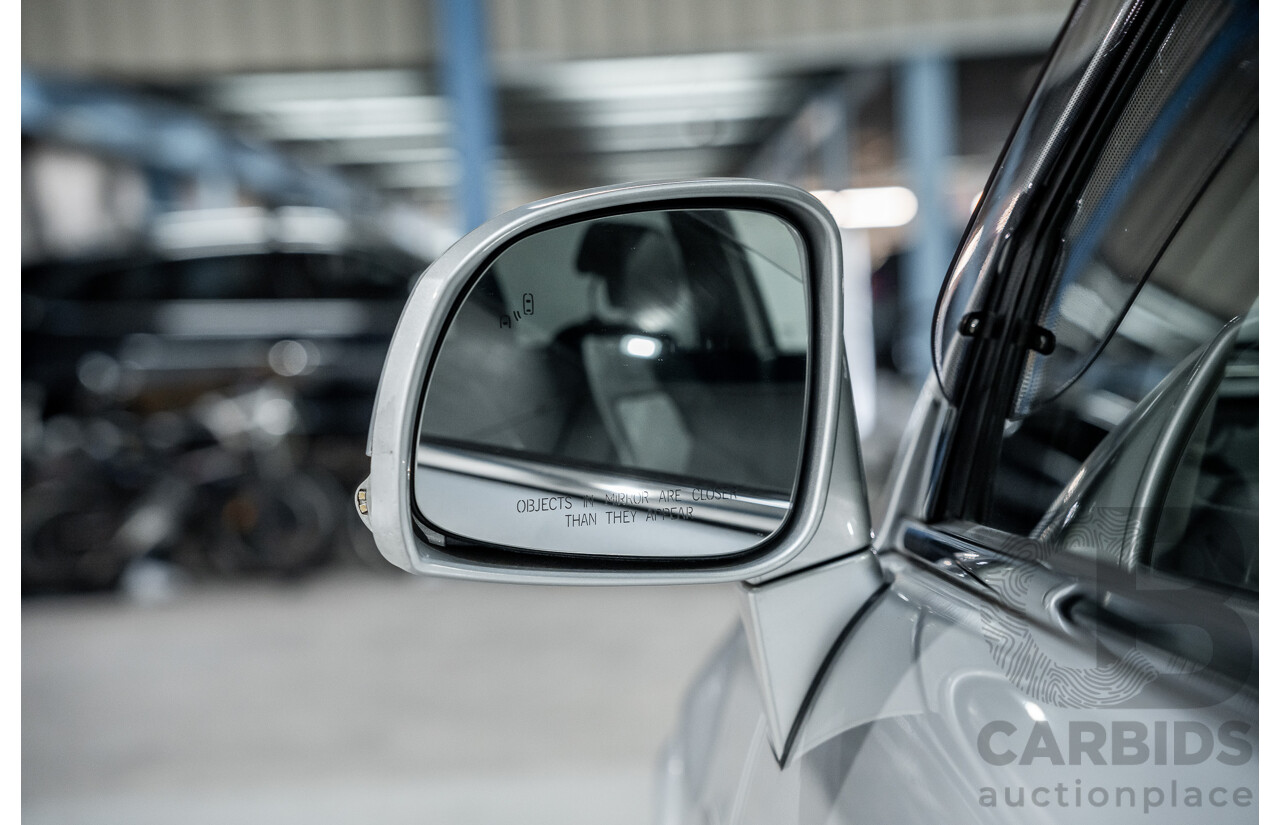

left=421, top=268, right=614, bottom=464
left=580, top=335, right=691, bottom=473
left=573, top=220, right=695, bottom=472
left=574, top=220, right=698, bottom=349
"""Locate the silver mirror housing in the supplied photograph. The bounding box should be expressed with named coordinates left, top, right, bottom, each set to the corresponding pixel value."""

left=363, top=178, right=866, bottom=584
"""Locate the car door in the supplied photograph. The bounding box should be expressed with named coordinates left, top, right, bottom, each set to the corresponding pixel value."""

left=657, top=0, right=1258, bottom=821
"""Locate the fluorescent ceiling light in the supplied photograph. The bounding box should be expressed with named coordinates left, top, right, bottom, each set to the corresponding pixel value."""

left=811, top=186, right=918, bottom=229
left=523, top=53, right=775, bottom=99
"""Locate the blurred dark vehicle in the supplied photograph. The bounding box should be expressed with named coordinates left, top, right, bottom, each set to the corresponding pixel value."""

left=21, top=206, right=427, bottom=594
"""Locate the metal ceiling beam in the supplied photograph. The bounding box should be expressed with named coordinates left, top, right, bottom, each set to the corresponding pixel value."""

left=23, top=0, right=1070, bottom=78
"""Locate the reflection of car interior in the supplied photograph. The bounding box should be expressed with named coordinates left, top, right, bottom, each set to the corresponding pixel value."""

left=569, top=219, right=702, bottom=475
left=1148, top=312, right=1257, bottom=590
left=420, top=274, right=611, bottom=463
left=1036, top=307, right=1258, bottom=593
left=990, top=121, right=1258, bottom=533
left=421, top=210, right=807, bottom=495
left=570, top=215, right=805, bottom=492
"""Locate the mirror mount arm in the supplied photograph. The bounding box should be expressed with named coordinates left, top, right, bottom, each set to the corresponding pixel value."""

left=737, top=366, right=885, bottom=762
left=738, top=549, right=885, bottom=765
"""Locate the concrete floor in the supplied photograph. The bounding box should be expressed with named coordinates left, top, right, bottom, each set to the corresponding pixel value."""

left=22, top=374, right=921, bottom=824
left=23, top=573, right=741, bottom=824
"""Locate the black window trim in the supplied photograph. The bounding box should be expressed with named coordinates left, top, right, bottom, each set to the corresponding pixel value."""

left=928, top=0, right=1204, bottom=525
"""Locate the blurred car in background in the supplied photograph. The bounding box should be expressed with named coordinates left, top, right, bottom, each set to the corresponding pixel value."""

left=21, top=206, right=427, bottom=594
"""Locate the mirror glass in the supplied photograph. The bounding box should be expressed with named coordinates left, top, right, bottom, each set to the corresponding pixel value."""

left=416, top=208, right=808, bottom=557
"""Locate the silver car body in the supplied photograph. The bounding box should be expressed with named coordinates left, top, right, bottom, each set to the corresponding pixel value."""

left=656, top=0, right=1259, bottom=818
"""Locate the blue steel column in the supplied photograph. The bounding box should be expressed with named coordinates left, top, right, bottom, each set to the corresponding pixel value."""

left=898, top=53, right=958, bottom=381
left=435, top=0, right=499, bottom=232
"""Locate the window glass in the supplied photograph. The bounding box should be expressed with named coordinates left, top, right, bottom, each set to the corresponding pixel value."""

left=987, top=121, right=1257, bottom=591
left=1151, top=326, right=1257, bottom=591
left=1005, top=0, right=1257, bottom=418
left=989, top=120, right=1257, bottom=529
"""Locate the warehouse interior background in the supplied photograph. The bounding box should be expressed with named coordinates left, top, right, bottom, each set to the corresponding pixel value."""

left=22, top=1, right=1072, bottom=822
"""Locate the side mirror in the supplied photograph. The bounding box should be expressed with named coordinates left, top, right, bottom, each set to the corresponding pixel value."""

left=361, top=179, right=869, bottom=584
